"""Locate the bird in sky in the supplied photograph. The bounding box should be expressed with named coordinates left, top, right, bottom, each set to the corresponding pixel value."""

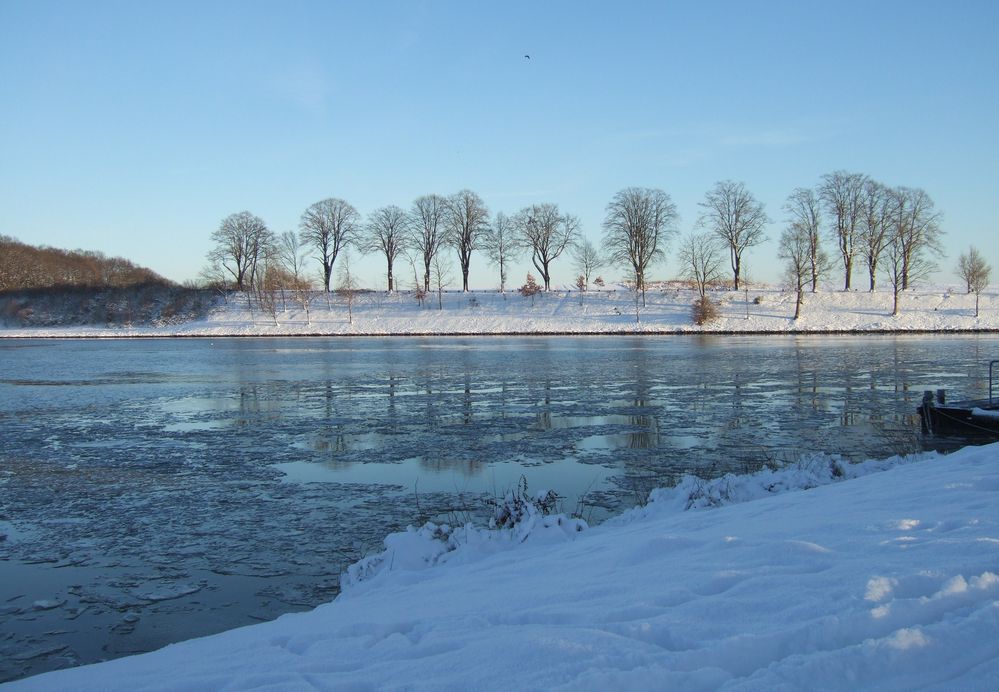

left=524, top=54, right=530, bottom=60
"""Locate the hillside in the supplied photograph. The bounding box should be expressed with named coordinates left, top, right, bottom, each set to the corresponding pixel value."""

left=0, top=236, right=168, bottom=292
left=0, top=237, right=217, bottom=327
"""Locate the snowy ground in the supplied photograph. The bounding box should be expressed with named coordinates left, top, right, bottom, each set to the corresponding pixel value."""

left=9, top=442, right=999, bottom=691
left=1, top=284, right=996, bottom=337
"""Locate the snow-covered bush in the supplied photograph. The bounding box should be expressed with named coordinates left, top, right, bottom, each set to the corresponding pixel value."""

left=342, top=479, right=586, bottom=590
left=487, top=476, right=561, bottom=529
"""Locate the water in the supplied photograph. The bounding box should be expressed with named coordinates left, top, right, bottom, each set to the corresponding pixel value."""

left=1, top=334, right=996, bottom=681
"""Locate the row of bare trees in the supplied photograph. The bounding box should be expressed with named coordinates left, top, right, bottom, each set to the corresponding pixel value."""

left=205, top=193, right=585, bottom=296
left=204, top=175, right=987, bottom=322
left=669, top=172, right=968, bottom=320
left=777, top=173, right=949, bottom=318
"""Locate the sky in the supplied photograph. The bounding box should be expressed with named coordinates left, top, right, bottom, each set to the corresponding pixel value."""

left=1, top=0, right=997, bottom=289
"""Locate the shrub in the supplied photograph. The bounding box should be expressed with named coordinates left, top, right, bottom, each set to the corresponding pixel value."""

left=753, top=295, right=764, bottom=305
left=487, top=477, right=561, bottom=529
left=691, top=296, right=719, bottom=325
left=519, top=274, right=542, bottom=305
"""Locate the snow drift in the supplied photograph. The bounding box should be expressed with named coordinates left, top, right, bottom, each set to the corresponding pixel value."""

left=9, top=442, right=999, bottom=690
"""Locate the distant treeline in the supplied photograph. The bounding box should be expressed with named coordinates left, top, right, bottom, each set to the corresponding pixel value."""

left=0, top=235, right=169, bottom=292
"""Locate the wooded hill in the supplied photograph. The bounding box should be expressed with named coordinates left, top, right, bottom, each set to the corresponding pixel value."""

left=0, top=235, right=168, bottom=292
left=0, top=236, right=213, bottom=327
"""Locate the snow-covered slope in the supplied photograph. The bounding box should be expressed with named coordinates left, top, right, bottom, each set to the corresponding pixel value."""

left=0, top=285, right=996, bottom=337
left=10, top=444, right=999, bottom=690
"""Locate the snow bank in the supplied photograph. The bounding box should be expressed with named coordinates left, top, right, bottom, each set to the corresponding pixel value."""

left=0, top=285, right=995, bottom=337
left=10, top=442, right=999, bottom=690
left=345, top=453, right=911, bottom=590
left=344, top=485, right=587, bottom=589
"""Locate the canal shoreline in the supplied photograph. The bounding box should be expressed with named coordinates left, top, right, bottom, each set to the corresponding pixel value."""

left=3, top=327, right=999, bottom=339
left=1, top=285, right=996, bottom=338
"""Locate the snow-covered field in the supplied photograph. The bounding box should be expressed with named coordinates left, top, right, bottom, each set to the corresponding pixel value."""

left=1, top=285, right=996, bottom=337
left=9, top=443, right=999, bottom=691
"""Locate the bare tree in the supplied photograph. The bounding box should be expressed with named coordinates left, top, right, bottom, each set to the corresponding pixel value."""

left=778, top=223, right=812, bottom=320
left=697, top=181, right=769, bottom=291
left=818, top=171, right=867, bottom=290
left=783, top=187, right=827, bottom=292
left=572, top=238, right=602, bottom=289
left=362, top=205, right=409, bottom=292
left=480, top=211, right=520, bottom=293
left=300, top=198, right=360, bottom=292
left=884, top=226, right=907, bottom=317
left=277, top=230, right=307, bottom=285
left=431, top=254, right=453, bottom=310
left=257, top=256, right=284, bottom=325
left=856, top=179, right=896, bottom=292
left=208, top=212, right=272, bottom=291
left=514, top=203, right=579, bottom=291
left=957, top=249, right=977, bottom=293
left=678, top=232, right=723, bottom=298
left=409, top=194, right=448, bottom=292
left=956, top=246, right=991, bottom=317
left=888, top=186, right=944, bottom=290
left=198, top=261, right=230, bottom=298
left=405, top=252, right=427, bottom=308
left=574, top=275, right=587, bottom=304
left=445, top=190, right=490, bottom=292
left=335, top=252, right=359, bottom=324
left=277, top=230, right=312, bottom=323
left=602, top=187, right=679, bottom=305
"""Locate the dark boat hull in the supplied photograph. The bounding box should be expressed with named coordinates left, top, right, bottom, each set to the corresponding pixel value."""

left=918, top=400, right=999, bottom=436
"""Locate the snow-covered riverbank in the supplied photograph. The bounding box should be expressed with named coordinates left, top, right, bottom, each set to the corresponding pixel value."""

left=9, top=442, right=999, bottom=690
left=1, top=285, right=996, bottom=337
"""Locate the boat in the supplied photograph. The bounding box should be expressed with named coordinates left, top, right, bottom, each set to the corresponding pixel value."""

left=918, top=360, right=999, bottom=436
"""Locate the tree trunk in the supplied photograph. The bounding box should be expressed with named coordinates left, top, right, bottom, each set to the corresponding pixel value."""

left=387, top=263, right=394, bottom=293
left=794, top=288, right=802, bottom=320
left=459, top=250, right=471, bottom=292
left=732, top=253, right=741, bottom=291
left=323, top=263, right=333, bottom=292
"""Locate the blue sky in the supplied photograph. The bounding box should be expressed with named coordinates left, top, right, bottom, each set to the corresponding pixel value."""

left=1, top=0, right=997, bottom=288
